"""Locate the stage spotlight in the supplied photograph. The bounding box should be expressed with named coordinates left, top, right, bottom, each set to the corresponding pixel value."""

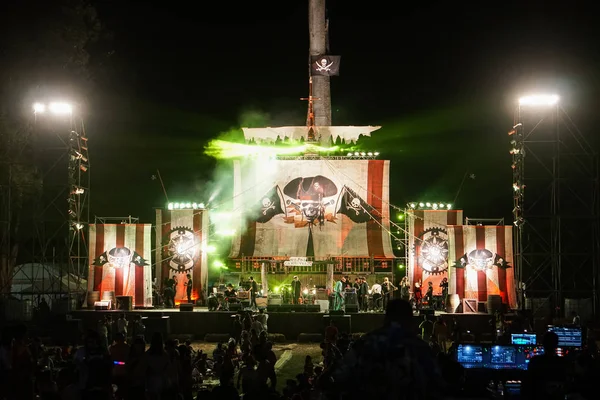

left=48, top=102, right=73, bottom=115
left=432, top=203, right=439, bottom=210
left=425, top=202, right=431, bottom=207
left=367, top=152, right=373, bottom=156
left=347, top=152, right=352, bottom=157
left=419, top=202, right=425, bottom=207
left=374, top=152, right=379, bottom=156
left=354, top=152, right=359, bottom=156
left=168, top=203, right=174, bottom=210
left=518, top=94, right=559, bottom=106
left=360, top=152, right=366, bottom=156
left=33, top=103, right=46, bottom=113
left=199, top=203, right=205, bottom=209
left=446, top=204, right=452, bottom=209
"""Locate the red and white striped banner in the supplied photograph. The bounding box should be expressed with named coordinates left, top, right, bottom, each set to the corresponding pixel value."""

left=87, top=224, right=153, bottom=307
left=155, top=209, right=209, bottom=305
left=447, top=225, right=517, bottom=309
left=407, top=210, right=463, bottom=291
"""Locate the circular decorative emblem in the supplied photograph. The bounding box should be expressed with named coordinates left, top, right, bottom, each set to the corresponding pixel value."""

left=164, top=227, right=197, bottom=273
left=108, top=247, right=132, bottom=268
left=467, top=249, right=495, bottom=271
left=417, top=227, right=449, bottom=275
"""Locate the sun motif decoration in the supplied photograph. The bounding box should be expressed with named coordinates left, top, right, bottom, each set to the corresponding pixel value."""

left=418, top=227, right=449, bottom=275
left=165, top=227, right=197, bottom=273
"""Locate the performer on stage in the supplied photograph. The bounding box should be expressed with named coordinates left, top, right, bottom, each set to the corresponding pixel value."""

left=371, top=280, right=382, bottom=311
left=425, top=281, right=434, bottom=308
left=184, top=274, right=193, bottom=303
left=440, top=277, right=449, bottom=308
left=414, top=281, right=423, bottom=310
left=382, top=277, right=397, bottom=310
left=358, top=276, right=369, bottom=312
left=334, top=276, right=347, bottom=311
left=292, top=276, right=302, bottom=305
left=400, top=276, right=410, bottom=302
left=249, top=276, right=258, bottom=310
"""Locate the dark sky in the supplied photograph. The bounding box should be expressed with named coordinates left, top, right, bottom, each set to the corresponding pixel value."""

left=27, top=1, right=600, bottom=222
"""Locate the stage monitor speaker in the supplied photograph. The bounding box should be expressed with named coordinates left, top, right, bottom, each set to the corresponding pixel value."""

left=345, top=304, right=359, bottom=314
left=289, top=305, right=306, bottom=312
left=329, top=310, right=345, bottom=316
left=305, top=304, right=320, bottom=313
left=345, top=292, right=358, bottom=306
left=419, top=309, right=435, bottom=316
left=116, top=296, right=133, bottom=311
left=228, top=303, right=243, bottom=312
left=267, top=305, right=281, bottom=313
left=180, top=303, right=194, bottom=312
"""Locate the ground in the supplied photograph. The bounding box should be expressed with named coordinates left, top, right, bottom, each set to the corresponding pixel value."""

left=190, top=342, right=322, bottom=391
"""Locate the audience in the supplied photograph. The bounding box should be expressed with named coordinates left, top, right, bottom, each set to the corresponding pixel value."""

left=0, top=303, right=596, bottom=400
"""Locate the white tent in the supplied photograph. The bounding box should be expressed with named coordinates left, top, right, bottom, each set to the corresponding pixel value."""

left=11, top=263, right=86, bottom=295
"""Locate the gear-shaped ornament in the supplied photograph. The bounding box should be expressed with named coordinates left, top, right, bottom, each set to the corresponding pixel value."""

left=416, top=227, right=449, bottom=275
left=164, top=227, right=197, bottom=273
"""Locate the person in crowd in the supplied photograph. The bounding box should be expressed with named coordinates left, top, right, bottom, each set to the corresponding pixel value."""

left=256, top=308, right=268, bottom=333
left=211, top=371, right=239, bottom=400
left=145, top=332, right=172, bottom=400
left=331, top=299, right=444, bottom=400
left=97, top=318, right=108, bottom=349
left=126, top=336, right=147, bottom=399
left=419, top=314, right=434, bottom=342
left=433, top=316, right=448, bottom=353
left=325, top=320, right=339, bottom=345
left=109, top=332, right=129, bottom=393
left=523, top=331, right=569, bottom=400
left=117, top=313, right=128, bottom=339
left=571, top=310, right=581, bottom=326
left=132, top=314, right=146, bottom=340
left=74, top=329, right=112, bottom=399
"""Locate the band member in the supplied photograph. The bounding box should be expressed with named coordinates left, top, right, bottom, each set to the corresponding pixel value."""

left=184, top=274, right=193, bottom=303
left=425, top=281, right=434, bottom=308
left=414, top=281, right=423, bottom=309
left=382, top=277, right=397, bottom=310
left=358, top=277, right=369, bottom=312
left=353, top=278, right=360, bottom=291
left=400, top=276, right=410, bottom=302
left=371, top=280, right=382, bottom=311
left=334, top=276, right=346, bottom=311
left=440, top=277, right=449, bottom=308
left=292, top=276, right=302, bottom=304
left=249, top=276, right=258, bottom=309
left=224, top=283, right=237, bottom=299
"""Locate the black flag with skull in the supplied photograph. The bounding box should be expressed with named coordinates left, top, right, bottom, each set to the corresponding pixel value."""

left=310, top=55, right=341, bottom=76
left=254, top=186, right=285, bottom=223
left=336, top=186, right=373, bottom=223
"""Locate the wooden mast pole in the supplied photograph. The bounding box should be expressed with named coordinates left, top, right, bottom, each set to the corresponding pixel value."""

left=308, top=0, right=331, bottom=131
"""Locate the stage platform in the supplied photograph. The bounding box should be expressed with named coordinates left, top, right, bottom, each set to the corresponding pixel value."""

left=71, top=308, right=494, bottom=340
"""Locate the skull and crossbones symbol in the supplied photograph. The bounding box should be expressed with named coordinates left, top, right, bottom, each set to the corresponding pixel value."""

left=315, top=58, right=333, bottom=72
left=261, top=197, right=276, bottom=215
left=347, top=197, right=362, bottom=215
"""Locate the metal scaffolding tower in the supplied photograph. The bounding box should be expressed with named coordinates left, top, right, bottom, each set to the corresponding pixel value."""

left=511, top=95, right=599, bottom=317
left=2, top=105, right=90, bottom=310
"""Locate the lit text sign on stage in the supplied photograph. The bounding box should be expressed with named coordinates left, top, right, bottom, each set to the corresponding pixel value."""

left=284, top=257, right=313, bottom=267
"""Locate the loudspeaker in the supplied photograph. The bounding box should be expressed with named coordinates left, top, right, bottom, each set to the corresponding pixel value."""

left=345, top=304, right=359, bottom=314
left=228, top=303, right=243, bottom=312
left=419, top=309, right=435, bottom=316
left=289, top=305, right=306, bottom=312
left=267, top=305, right=281, bottom=313
left=305, top=304, right=320, bottom=313
left=180, top=303, right=194, bottom=312
left=116, top=296, right=133, bottom=311
left=329, top=310, right=345, bottom=316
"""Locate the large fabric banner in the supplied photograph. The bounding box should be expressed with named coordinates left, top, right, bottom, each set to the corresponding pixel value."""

left=229, top=159, right=395, bottom=259
left=447, top=225, right=517, bottom=309
left=155, top=209, right=209, bottom=305
left=87, top=224, right=153, bottom=307
left=407, top=210, right=463, bottom=291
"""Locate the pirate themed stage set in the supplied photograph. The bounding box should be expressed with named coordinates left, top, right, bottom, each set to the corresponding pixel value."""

left=84, top=0, right=517, bottom=314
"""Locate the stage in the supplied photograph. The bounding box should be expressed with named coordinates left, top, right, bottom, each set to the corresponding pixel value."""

left=71, top=307, right=494, bottom=341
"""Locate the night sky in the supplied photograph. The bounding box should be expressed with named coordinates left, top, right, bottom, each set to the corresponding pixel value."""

left=6, top=1, right=600, bottom=224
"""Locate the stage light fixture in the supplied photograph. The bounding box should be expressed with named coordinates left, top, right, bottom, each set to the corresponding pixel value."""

left=425, top=202, right=431, bottom=207
left=360, top=152, right=366, bottom=156
left=168, top=203, right=174, bottom=210
left=519, top=94, right=559, bottom=106
left=347, top=153, right=352, bottom=157
left=432, top=203, right=439, bottom=209
left=367, top=152, right=373, bottom=156
left=419, top=202, right=425, bottom=207
left=446, top=204, right=452, bottom=209
left=374, top=152, right=379, bottom=156
left=354, top=152, right=359, bottom=156
left=409, top=203, right=416, bottom=208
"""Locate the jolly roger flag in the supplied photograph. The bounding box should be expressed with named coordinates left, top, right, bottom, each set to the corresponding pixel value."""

left=254, top=186, right=285, bottom=223
left=311, top=55, right=341, bottom=76
left=336, top=186, right=373, bottom=223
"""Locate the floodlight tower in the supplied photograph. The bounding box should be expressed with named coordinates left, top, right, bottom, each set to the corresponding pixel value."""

left=28, top=102, right=90, bottom=301
left=511, top=94, right=599, bottom=317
